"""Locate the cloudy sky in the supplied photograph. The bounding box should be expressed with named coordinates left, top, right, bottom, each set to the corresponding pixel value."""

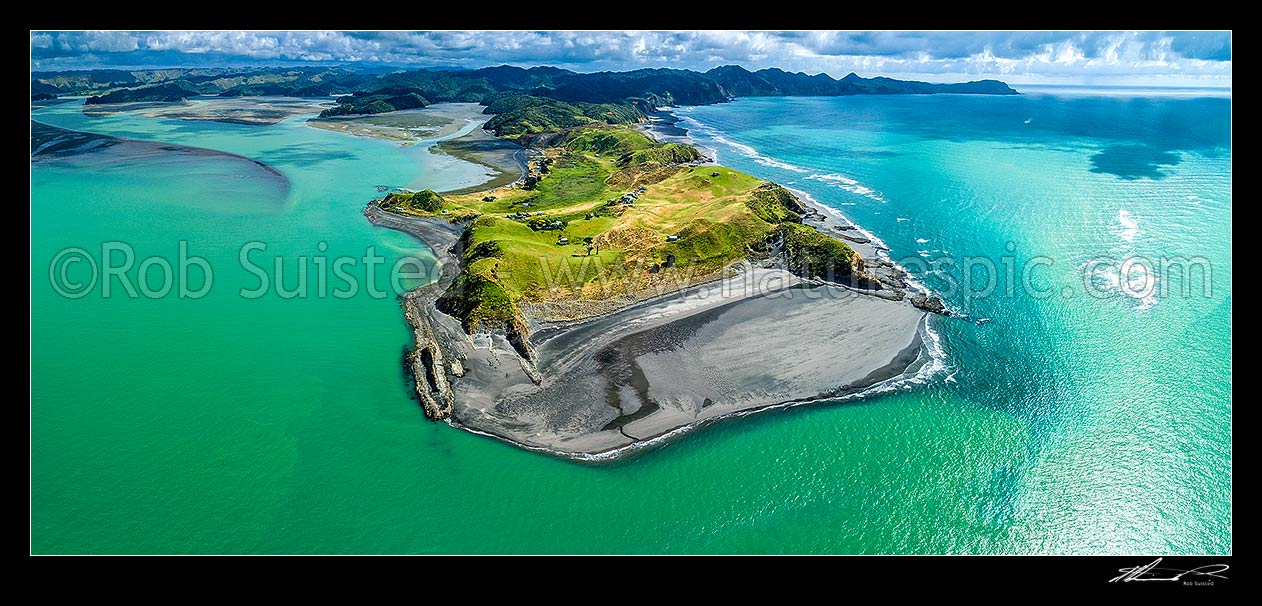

left=30, top=31, right=1232, bottom=87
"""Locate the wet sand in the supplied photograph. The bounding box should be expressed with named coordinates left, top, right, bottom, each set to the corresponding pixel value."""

left=82, top=96, right=335, bottom=125
left=636, top=109, right=719, bottom=163
left=432, top=126, right=527, bottom=194
left=308, top=102, right=525, bottom=192
left=31, top=120, right=286, bottom=182
left=31, top=120, right=120, bottom=158
left=31, top=120, right=291, bottom=213
left=437, top=268, right=927, bottom=458
left=308, top=103, right=487, bottom=143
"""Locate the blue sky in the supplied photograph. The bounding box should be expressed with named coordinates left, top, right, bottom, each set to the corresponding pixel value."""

left=30, top=31, right=1232, bottom=87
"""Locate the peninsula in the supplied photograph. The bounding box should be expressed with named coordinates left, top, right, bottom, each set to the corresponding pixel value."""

left=36, top=60, right=978, bottom=458
left=366, top=112, right=946, bottom=458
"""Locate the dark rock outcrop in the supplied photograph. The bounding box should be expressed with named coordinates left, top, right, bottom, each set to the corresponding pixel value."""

left=910, top=294, right=947, bottom=314
left=404, top=294, right=455, bottom=420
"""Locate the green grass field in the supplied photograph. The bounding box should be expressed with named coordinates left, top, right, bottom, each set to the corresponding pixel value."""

left=383, top=125, right=854, bottom=331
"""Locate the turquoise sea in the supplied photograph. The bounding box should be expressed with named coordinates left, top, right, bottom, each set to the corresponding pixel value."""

left=31, top=89, right=1231, bottom=554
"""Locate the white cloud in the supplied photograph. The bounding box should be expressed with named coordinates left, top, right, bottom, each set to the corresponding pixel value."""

left=29, top=30, right=1231, bottom=86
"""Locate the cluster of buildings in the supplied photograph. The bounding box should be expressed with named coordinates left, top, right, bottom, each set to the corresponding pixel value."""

left=610, top=186, right=648, bottom=206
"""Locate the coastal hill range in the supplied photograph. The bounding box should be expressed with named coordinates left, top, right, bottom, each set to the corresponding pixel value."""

left=33, top=64, right=1017, bottom=112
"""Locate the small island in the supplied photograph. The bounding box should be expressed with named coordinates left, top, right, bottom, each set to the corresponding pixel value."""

left=367, top=115, right=946, bottom=459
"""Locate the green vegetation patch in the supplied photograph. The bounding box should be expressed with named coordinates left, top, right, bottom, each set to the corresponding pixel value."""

left=84, top=81, right=199, bottom=105
left=606, top=164, right=684, bottom=189
left=320, top=90, right=429, bottom=117
left=436, top=271, right=519, bottom=333
left=621, top=142, right=702, bottom=167
left=531, top=155, right=611, bottom=205
left=562, top=128, right=654, bottom=155
left=666, top=214, right=775, bottom=271
left=383, top=126, right=852, bottom=333
left=483, top=95, right=646, bottom=138
left=747, top=183, right=806, bottom=223
left=777, top=222, right=857, bottom=281
left=381, top=189, right=446, bottom=213
left=460, top=215, right=622, bottom=300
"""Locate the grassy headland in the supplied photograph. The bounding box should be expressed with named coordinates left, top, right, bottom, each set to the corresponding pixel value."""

left=376, top=124, right=869, bottom=340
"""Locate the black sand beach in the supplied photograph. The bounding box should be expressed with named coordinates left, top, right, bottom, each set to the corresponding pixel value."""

left=368, top=198, right=931, bottom=459
left=360, top=103, right=944, bottom=460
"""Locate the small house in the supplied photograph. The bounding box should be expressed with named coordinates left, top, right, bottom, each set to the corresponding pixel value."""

left=557, top=237, right=570, bottom=245
left=666, top=235, right=679, bottom=242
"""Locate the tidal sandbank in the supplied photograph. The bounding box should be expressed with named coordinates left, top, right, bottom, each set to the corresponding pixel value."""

left=314, top=102, right=527, bottom=194
left=82, top=96, right=335, bottom=125
left=32, top=120, right=283, bottom=179
left=32, top=120, right=290, bottom=209
left=308, top=103, right=487, bottom=142
left=431, top=126, right=527, bottom=195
